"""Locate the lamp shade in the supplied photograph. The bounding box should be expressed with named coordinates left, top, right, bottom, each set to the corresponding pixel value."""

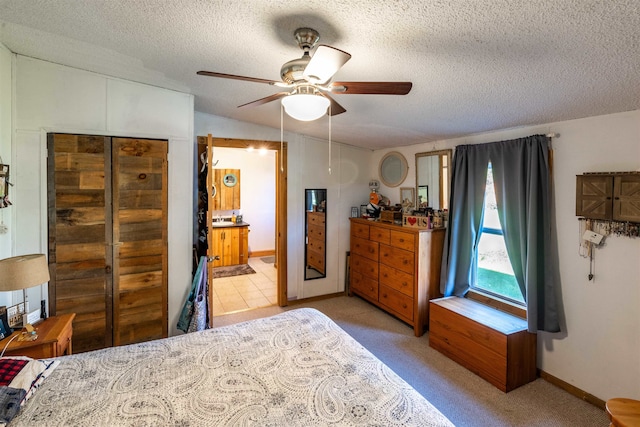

left=281, top=93, right=330, bottom=121
left=0, top=254, right=50, bottom=291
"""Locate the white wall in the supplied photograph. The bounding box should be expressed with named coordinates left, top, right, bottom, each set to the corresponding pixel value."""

left=206, top=146, right=277, bottom=253
left=195, top=112, right=371, bottom=300
left=0, top=43, right=13, bottom=308
left=11, top=55, right=194, bottom=336
left=0, top=44, right=11, bottom=253
left=373, top=110, right=640, bottom=402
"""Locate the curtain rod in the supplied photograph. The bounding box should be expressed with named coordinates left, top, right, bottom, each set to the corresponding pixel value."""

left=546, top=133, right=559, bottom=138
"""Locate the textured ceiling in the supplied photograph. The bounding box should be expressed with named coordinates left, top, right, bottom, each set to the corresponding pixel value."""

left=1, top=0, right=639, bottom=149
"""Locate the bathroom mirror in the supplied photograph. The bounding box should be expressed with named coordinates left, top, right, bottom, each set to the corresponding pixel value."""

left=379, top=151, right=409, bottom=187
left=415, top=149, right=452, bottom=211
left=304, top=189, right=327, bottom=280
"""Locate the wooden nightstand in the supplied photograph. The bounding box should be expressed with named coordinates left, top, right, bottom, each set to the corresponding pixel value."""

left=0, top=313, right=75, bottom=359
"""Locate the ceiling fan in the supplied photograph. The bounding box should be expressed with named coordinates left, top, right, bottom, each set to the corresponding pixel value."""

left=197, top=28, right=412, bottom=121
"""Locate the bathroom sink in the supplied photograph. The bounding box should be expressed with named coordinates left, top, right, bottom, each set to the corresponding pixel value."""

left=212, top=220, right=235, bottom=227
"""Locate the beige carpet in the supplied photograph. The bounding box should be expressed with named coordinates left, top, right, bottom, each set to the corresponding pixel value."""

left=211, top=295, right=610, bottom=427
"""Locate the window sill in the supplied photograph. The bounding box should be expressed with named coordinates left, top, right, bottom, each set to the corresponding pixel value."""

left=466, top=289, right=527, bottom=320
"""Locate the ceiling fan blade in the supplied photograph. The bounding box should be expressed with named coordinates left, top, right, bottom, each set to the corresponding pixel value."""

left=303, top=45, right=351, bottom=84
left=322, top=93, right=347, bottom=116
left=197, top=71, right=280, bottom=85
left=238, top=92, right=289, bottom=108
left=329, top=81, right=412, bottom=95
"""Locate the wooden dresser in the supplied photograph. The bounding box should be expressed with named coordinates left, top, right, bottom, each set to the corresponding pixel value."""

left=348, top=218, right=445, bottom=336
left=306, top=212, right=326, bottom=274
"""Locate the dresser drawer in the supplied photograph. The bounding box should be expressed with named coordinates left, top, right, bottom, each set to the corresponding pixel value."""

left=379, top=284, right=414, bottom=321
left=350, top=271, right=379, bottom=301
left=351, top=236, right=379, bottom=261
left=307, top=212, right=325, bottom=226
left=307, top=249, right=325, bottom=272
left=390, top=230, right=415, bottom=251
left=56, top=323, right=73, bottom=356
left=370, top=227, right=390, bottom=245
left=350, top=253, right=378, bottom=280
left=351, top=222, right=370, bottom=239
left=308, top=224, right=325, bottom=240
left=307, top=237, right=324, bottom=254
left=379, top=244, right=414, bottom=274
left=379, top=264, right=414, bottom=297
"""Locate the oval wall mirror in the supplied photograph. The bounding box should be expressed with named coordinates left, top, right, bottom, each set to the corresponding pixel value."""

left=379, top=151, right=409, bottom=187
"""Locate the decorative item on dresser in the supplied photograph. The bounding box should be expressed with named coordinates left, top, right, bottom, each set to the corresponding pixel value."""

left=348, top=217, right=445, bottom=336
left=0, top=313, right=75, bottom=359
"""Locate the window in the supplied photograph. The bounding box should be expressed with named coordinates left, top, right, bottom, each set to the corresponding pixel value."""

left=474, top=163, right=525, bottom=304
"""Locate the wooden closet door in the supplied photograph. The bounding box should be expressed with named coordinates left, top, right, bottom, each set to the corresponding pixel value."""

left=112, top=138, right=168, bottom=346
left=48, top=133, right=113, bottom=353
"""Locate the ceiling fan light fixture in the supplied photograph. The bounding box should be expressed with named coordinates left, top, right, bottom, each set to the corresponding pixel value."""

left=281, top=93, right=330, bottom=121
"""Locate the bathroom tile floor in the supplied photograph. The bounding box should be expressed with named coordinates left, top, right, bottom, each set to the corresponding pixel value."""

left=211, top=257, right=277, bottom=316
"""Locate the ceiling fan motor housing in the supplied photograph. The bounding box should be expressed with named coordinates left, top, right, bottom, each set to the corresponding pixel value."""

left=280, top=28, right=321, bottom=84
left=280, top=55, right=311, bottom=84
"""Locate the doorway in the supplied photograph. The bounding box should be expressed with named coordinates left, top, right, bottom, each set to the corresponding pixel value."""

left=196, top=136, right=288, bottom=322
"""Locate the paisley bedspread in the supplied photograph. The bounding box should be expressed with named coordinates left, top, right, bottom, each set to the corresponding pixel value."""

left=11, top=308, right=453, bottom=426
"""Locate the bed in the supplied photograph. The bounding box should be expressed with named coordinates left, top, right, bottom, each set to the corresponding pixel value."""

left=5, top=308, right=453, bottom=426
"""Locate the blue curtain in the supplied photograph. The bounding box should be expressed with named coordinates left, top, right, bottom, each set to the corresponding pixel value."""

left=440, top=135, right=560, bottom=332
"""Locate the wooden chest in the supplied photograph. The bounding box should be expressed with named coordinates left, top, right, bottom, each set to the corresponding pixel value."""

left=429, top=296, right=537, bottom=392
left=380, top=210, right=402, bottom=223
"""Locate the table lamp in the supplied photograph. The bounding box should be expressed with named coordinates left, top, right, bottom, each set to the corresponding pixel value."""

left=0, top=254, right=49, bottom=334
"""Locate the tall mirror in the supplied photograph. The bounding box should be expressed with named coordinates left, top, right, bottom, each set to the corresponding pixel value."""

left=305, top=189, right=327, bottom=280
left=415, top=149, right=452, bottom=211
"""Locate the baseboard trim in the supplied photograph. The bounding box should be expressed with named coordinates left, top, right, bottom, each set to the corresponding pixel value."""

left=249, top=250, right=276, bottom=258
left=287, top=292, right=347, bottom=306
left=539, top=370, right=605, bottom=410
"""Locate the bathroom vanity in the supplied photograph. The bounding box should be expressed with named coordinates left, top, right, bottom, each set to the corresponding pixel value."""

left=211, top=221, right=250, bottom=267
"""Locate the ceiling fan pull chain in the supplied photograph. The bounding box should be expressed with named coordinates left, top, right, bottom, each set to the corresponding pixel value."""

left=328, top=103, right=332, bottom=175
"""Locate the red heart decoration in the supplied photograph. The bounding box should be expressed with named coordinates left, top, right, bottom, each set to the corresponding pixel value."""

left=408, top=217, right=416, bottom=225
